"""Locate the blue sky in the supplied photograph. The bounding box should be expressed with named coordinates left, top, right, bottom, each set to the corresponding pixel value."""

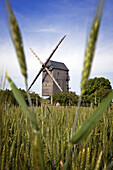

left=0, top=0, right=113, bottom=96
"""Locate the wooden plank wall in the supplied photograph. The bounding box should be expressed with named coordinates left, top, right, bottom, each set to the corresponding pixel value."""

left=42, top=71, right=53, bottom=96
left=42, top=69, right=69, bottom=96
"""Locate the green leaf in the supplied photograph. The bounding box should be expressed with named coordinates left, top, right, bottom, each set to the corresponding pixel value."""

left=70, top=90, right=113, bottom=144
left=6, top=72, right=45, bottom=169
left=5, top=72, right=38, bottom=131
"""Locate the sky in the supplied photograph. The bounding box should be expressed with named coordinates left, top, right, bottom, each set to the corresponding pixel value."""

left=0, top=0, right=113, bottom=96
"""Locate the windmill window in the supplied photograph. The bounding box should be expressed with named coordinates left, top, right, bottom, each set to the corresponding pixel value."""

left=57, top=72, right=59, bottom=75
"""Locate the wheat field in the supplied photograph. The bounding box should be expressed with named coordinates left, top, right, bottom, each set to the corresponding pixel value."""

left=0, top=103, right=113, bottom=169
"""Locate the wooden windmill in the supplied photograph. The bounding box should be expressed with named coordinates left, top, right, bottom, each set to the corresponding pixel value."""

left=28, top=35, right=69, bottom=96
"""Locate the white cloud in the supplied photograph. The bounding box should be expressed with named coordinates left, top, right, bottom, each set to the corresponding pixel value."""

left=26, top=27, right=61, bottom=33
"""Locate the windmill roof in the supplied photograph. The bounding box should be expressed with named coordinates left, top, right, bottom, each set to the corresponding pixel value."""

left=46, top=60, right=69, bottom=71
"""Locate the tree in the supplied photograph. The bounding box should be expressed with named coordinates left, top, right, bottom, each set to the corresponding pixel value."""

left=52, top=91, right=78, bottom=106
left=82, top=77, right=112, bottom=106
left=0, top=89, right=41, bottom=106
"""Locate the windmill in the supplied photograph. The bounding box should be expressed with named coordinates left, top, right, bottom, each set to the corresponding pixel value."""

left=28, top=35, right=69, bottom=96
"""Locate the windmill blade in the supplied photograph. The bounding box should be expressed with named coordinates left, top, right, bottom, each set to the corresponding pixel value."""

left=30, top=48, right=63, bottom=92
left=44, top=35, right=66, bottom=67
left=30, top=48, right=44, bottom=66
left=45, top=67, right=63, bottom=92
left=28, top=35, right=66, bottom=91
left=27, top=67, right=43, bottom=91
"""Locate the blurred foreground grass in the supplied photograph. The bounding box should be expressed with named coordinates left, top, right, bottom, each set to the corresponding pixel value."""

left=0, top=104, right=113, bottom=169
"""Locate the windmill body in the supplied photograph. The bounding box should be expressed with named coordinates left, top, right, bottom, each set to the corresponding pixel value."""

left=42, top=60, right=69, bottom=96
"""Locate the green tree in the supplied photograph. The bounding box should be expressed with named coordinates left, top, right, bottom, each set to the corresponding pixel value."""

left=0, top=89, right=41, bottom=106
left=52, top=91, right=78, bottom=106
left=82, top=77, right=112, bottom=106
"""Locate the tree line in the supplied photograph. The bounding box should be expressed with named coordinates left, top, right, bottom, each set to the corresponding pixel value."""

left=52, top=77, right=112, bottom=106
left=0, top=89, right=41, bottom=106
left=0, top=77, right=112, bottom=107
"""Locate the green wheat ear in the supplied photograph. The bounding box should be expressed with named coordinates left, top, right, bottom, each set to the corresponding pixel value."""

left=81, top=0, right=105, bottom=95
left=5, top=0, right=27, bottom=85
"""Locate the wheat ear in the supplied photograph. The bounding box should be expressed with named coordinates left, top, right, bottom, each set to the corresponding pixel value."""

left=81, top=0, right=105, bottom=95
left=5, top=0, right=27, bottom=85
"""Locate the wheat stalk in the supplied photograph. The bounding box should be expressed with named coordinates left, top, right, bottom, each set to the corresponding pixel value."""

left=5, top=0, right=27, bottom=85
left=81, top=0, right=105, bottom=95
left=95, top=151, right=103, bottom=170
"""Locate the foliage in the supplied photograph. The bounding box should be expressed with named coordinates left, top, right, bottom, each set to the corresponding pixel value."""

left=82, top=77, right=112, bottom=106
left=84, top=77, right=112, bottom=95
left=0, top=89, right=41, bottom=106
left=0, top=89, right=17, bottom=105
left=20, top=89, right=41, bottom=106
left=52, top=91, right=79, bottom=106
